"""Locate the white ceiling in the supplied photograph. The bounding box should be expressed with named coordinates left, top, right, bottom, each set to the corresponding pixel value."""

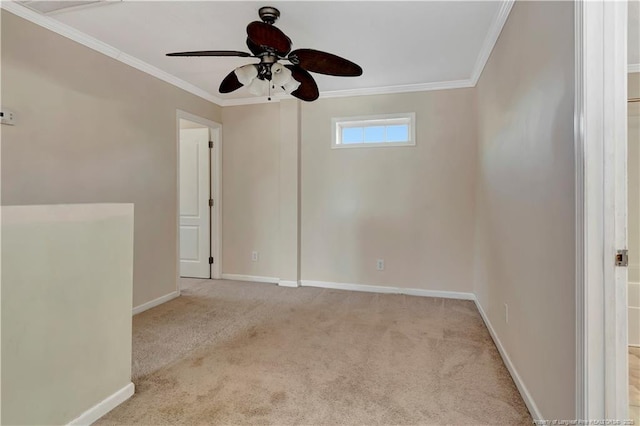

left=8, top=1, right=640, bottom=105
left=32, top=1, right=507, bottom=102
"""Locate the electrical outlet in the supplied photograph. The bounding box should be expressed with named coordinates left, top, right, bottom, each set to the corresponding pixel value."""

left=251, top=251, right=259, bottom=262
left=376, top=259, right=384, bottom=271
left=0, top=109, right=15, bottom=126
left=504, top=303, right=509, bottom=324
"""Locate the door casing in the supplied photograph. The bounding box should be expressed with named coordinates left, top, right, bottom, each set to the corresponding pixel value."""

left=176, top=110, right=222, bottom=286
left=575, top=0, right=628, bottom=420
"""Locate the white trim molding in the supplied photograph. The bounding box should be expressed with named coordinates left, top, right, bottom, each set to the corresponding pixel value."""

left=221, top=274, right=280, bottom=284
left=67, top=382, right=134, bottom=425
left=299, top=280, right=475, bottom=300
left=176, top=110, right=223, bottom=281
left=132, top=291, right=179, bottom=316
left=318, top=79, right=474, bottom=100
left=222, top=94, right=287, bottom=107
left=221, top=79, right=475, bottom=107
left=278, top=280, right=300, bottom=288
left=575, top=0, right=629, bottom=420
left=474, top=300, right=542, bottom=420
left=470, top=0, right=515, bottom=85
left=629, top=64, right=640, bottom=73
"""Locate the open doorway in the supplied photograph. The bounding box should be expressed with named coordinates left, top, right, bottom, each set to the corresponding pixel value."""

left=176, top=110, right=222, bottom=281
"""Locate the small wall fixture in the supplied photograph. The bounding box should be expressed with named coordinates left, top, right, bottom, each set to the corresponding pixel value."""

left=0, top=109, right=16, bottom=126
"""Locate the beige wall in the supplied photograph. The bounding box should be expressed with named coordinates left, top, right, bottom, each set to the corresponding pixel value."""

left=222, top=103, right=281, bottom=278
left=2, top=4, right=582, bottom=419
left=1, top=11, right=222, bottom=307
left=278, top=99, right=302, bottom=283
left=221, top=90, right=478, bottom=293
left=473, top=0, right=575, bottom=420
left=301, top=90, right=477, bottom=291
left=2, top=204, right=133, bottom=425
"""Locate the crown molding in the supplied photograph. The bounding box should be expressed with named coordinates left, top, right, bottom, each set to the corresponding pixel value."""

left=470, top=0, right=515, bottom=85
left=630, top=64, right=640, bottom=73
left=218, top=79, right=475, bottom=107
left=221, top=95, right=285, bottom=107
left=318, top=79, right=475, bottom=99
left=1, top=1, right=225, bottom=106
left=3, top=0, right=515, bottom=107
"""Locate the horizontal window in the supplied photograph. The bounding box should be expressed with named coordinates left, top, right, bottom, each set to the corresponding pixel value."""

left=332, top=113, right=415, bottom=148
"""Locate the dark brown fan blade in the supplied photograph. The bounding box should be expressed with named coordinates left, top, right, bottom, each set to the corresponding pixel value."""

left=219, top=70, right=243, bottom=94
left=246, top=21, right=291, bottom=56
left=167, top=50, right=252, bottom=57
left=289, top=49, right=362, bottom=76
left=246, top=38, right=265, bottom=56
left=285, top=65, right=319, bottom=102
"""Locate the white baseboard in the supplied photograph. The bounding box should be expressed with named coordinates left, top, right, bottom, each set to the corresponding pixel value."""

left=221, top=274, right=279, bottom=284
left=474, top=298, right=542, bottom=420
left=68, top=382, right=134, bottom=425
left=278, top=280, right=299, bottom=288
left=299, top=280, right=475, bottom=300
left=132, top=291, right=179, bottom=316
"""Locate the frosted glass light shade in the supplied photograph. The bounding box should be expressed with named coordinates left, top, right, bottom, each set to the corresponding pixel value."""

left=271, top=63, right=301, bottom=93
left=271, top=63, right=290, bottom=86
left=233, top=62, right=300, bottom=96
left=247, top=77, right=269, bottom=96
left=234, top=64, right=258, bottom=85
left=282, top=79, right=301, bottom=94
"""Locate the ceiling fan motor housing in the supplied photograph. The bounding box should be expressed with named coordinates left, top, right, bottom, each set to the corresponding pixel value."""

left=258, top=7, right=280, bottom=24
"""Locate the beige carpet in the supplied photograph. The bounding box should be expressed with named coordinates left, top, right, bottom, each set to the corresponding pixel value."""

left=98, top=279, right=531, bottom=425
left=631, top=346, right=640, bottom=423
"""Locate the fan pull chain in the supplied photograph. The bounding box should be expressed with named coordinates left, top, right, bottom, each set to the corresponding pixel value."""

left=268, top=82, right=272, bottom=101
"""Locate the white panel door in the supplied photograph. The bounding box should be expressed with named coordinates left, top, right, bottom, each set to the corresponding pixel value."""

left=179, top=128, right=210, bottom=278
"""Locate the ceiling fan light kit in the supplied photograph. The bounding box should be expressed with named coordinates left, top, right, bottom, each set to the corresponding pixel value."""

left=235, top=64, right=258, bottom=85
left=271, top=64, right=299, bottom=91
left=166, top=6, right=362, bottom=102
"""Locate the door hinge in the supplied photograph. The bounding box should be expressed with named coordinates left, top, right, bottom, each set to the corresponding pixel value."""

left=209, top=257, right=214, bottom=265
left=615, top=249, right=628, bottom=267
left=209, top=198, right=214, bottom=207
left=208, top=141, right=213, bottom=149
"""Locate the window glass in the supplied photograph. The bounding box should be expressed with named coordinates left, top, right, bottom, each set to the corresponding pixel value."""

left=386, top=124, right=409, bottom=142
left=332, top=113, right=415, bottom=148
left=342, top=127, right=363, bottom=144
left=364, top=126, right=386, bottom=143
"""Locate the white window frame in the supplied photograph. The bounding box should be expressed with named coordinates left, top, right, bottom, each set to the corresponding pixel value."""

left=331, top=112, right=416, bottom=149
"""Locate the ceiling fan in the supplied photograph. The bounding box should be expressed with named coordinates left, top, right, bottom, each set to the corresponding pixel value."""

left=166, top=6, right=363, bottom=102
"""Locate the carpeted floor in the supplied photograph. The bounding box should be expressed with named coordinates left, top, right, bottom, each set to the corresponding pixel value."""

left=97, top=279, right=531, bottom=425
left=630, top=346, right=640, bottom=423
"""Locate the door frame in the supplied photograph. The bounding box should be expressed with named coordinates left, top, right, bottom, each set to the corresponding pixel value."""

left=575, top=0, right=628, bottom=420
left=176, top=109, right=222, bottom=284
